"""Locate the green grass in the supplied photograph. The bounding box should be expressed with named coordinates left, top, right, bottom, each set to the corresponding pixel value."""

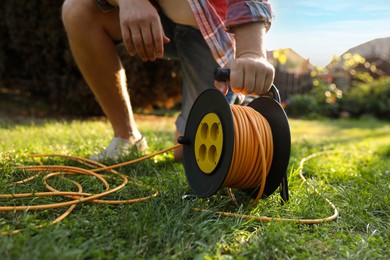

left=0, top=115, right=389, bottom=259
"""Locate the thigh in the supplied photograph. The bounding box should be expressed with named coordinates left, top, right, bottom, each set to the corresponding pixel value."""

left=94, top=0, right=122, bottom=41
left=173, top=25, right=220, bottom=133
left=62, top=0, right=122, bottom=41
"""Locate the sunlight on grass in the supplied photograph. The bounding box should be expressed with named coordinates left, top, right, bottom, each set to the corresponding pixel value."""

left=0, top=115, right=389, bottom=259
left=290, top=118, right=390, bottom=147
left=0, top=114, right=177, bottom=159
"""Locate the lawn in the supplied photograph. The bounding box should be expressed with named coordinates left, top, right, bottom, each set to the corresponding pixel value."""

left=0, top=114, right=389, bottom=259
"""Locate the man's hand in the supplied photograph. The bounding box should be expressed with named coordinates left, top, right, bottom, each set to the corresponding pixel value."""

left=117, top=0, right=170, bottom=61
left=214, top=22, right=274, bottom=96
left=215, top=53, right=274, bottom=95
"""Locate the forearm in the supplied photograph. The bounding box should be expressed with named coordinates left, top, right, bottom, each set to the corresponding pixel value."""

left=232, top=22, right=267, bottom=59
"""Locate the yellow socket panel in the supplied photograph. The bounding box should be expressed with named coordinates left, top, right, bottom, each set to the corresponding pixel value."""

left=194, top=113, right=223, bottom=174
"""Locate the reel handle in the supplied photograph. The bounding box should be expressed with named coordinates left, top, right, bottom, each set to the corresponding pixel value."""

left=213, top=68, right=281, bottom=103
left=213, top=67, right=231, bottom=82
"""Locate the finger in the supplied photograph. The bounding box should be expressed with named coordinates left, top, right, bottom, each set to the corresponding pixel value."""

left=163, top=35, right=170, bottom=44
left=139, top=24, right=157, bottom=61
left=254, top=64, right=274, bottom=95
left=252, top=63, right=266, bottom=95
left=229, top=63, right=244, bottom=94
left=150, top=20, right=167, bottom=58
left=121, top=27, right=136, bottom=56
left=253, top=73, right=265, bottom=95
left=130, top=27, right=148, bottom=61
left=263, top=65, right=275, bottom=93
left=214, top=81, right=229, bottom=95
left=242, top=64, right=256, bottom=95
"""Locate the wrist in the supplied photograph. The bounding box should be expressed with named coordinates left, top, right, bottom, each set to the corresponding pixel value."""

left=236, top=51, right=265, bottom=59
left=234, top=26, right=267, bottom=59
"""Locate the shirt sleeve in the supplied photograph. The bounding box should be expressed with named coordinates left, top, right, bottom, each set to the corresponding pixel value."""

left=225, top=0, right=274, bottom=32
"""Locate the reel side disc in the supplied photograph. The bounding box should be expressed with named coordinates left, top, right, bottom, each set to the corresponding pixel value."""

left=247, top=96, right=291, bottom=197
left=181, top=89, right=235, bottom=198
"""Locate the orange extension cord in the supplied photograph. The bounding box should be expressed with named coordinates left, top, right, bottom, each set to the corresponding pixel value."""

left=0, top=105, right=339, bottom=235
left=223, top=105, right=274, bottom=204
left=0, top=146, right=179, bottom=235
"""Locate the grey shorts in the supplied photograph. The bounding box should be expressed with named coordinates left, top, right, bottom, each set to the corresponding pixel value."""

left=94, top=0, right=234, bottom=134
left=94, top=0, right=115, bottom=13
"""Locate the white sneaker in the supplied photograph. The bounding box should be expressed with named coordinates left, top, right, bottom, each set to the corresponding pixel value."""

left=89, top=136, right=148, bottom=161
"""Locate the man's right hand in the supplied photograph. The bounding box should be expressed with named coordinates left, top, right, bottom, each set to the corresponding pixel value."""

left=117, top=0, right=170, bottom=61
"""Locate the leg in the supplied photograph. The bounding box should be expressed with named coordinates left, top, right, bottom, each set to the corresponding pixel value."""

left=62, top=0, right=143, bottom=143
left=173, top=25, right=230, bottom=161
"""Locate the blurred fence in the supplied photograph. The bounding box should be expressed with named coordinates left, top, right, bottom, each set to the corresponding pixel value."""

left=273, top=68, right=313, bottom=101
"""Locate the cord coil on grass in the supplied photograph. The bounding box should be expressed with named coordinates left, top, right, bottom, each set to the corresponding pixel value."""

left=0, top=149, right=177, bottom=235
left=0, top=148, right=340, bottom=235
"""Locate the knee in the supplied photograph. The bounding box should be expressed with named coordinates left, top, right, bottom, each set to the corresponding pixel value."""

left=62, top=0, right=94, bottom=31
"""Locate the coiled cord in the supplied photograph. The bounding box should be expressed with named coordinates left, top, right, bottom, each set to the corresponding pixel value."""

left=223, top=105, right=274, bottom=204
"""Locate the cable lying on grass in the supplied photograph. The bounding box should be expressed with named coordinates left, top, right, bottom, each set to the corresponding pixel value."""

left=1, top=148, right=340, bottom=235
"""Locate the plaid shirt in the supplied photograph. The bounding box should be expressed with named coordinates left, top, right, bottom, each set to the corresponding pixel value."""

left=95, top=0, right=273, bottom=67
left=188, top=0, right=273, bottom=67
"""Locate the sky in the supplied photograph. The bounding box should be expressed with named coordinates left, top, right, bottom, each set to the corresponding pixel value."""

left=265, top=0, right=390, bottom=67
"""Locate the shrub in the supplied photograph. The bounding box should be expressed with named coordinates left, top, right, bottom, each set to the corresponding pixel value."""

left=341, top=77, right=390, bottom=120
left=285, top=80, right=342, bottom=119
left=285, top=77, right=390, bottom=120
left=284, top=94, right=320, bottom=118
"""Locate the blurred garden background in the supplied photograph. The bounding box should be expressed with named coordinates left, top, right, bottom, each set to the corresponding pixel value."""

left=1, top=1, right=389, bottom=120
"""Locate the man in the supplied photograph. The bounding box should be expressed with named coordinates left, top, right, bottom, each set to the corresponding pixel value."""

left=62, top=0, right=275, bottom=161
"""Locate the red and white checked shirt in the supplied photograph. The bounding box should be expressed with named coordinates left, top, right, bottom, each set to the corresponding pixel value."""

left=188, top=0, right=273, bottom=67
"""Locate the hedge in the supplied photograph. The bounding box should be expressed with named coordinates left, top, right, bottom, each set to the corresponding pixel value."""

left=0, top=0, right=182, bottom=116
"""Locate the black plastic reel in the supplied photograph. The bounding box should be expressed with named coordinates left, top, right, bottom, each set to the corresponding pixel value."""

left=180, top=89, right=235, bottom=197
left=179, top=86, right=291, bottom=201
